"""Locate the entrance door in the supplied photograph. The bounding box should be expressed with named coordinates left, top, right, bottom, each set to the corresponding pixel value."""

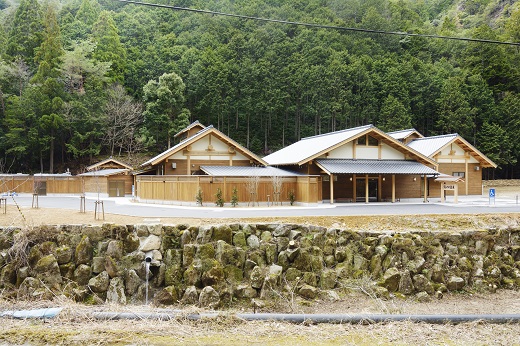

left=108, top=180, right=125, bottom=197
left=356, top=177, right=378, bottom=202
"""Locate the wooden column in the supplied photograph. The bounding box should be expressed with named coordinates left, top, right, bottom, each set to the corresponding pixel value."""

left=352, top=174, right=357, bottom=203
left=365, top=174, right=369, bottom=204
left=378, top=174, right=382, bottom=202
left=392, top=175, right=396, bottom=203
left=186, top=155, right=191, bottom=175
left=330, top=174, right=334, bottom=204
left=465, top=158, right=469, bottom=195
left=423, top=175, right=428, bottom=203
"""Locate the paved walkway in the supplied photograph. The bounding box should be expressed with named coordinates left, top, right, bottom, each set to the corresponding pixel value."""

left=5, top=193, right=520, bottom=218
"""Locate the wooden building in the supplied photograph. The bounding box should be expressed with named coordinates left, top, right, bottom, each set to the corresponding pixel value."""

left=263, top=124, right=440, bottom=203
left=399, top=132, right=497, bottom=196
left=79, top=158, right=134, bottom=197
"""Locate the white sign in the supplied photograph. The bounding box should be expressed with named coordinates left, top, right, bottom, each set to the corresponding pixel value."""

left=444, top=184, right=456, bottom=190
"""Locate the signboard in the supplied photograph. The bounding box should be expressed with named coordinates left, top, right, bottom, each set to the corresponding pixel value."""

left=489, top=188, right=495, bottom=206
left=444, top=184, right=456, bottom=190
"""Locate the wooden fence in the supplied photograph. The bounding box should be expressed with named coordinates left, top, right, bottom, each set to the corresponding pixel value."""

left=1, top=175, right=83, bottom=195
left=136, top=175, right=321, bottom=205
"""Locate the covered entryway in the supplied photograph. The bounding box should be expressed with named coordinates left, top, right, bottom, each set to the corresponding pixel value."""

left=316, top=159, right=440, bottom=203
left=108, top=180, right=125, bottom=197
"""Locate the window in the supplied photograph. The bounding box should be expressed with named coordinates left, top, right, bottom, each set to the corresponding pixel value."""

left=357, top=134, right=379, bottom=146
left=453, top=172, right=465, bottom=178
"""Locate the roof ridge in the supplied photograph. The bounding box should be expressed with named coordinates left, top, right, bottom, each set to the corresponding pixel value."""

left=410, top=133, right=458, bottom=141
left=301, top=124, right=373, bottom=140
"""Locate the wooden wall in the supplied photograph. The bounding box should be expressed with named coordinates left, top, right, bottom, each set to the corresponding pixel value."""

left=136, top=175, right=321, bottom=204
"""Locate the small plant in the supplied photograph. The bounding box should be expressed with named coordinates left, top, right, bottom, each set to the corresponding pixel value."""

left=215, top=187, right=224, bottom=207
left=195, top=187, right=203, bottom=206
left=231, top=187, right=239, bottom=207
left=288, top=190, right=296, bottom=205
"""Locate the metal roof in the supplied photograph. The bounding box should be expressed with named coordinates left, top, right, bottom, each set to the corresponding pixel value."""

left=200, top=166, right=303, bottom=177
left=387, top=128, right=423, bottom=140
left=263, top=125, right=373, bottom=165
left=407, top=134, right=458, bottom=157
left=315, top=159, right=439, bottom=175
left=78, top=168, right=129, bottom=177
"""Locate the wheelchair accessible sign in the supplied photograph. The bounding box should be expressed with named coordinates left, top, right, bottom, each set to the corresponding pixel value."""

left=489, top=188, right=495, bottom=205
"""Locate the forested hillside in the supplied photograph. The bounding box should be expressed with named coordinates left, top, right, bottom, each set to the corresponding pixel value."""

left=0, top=0, right=519, bottom=176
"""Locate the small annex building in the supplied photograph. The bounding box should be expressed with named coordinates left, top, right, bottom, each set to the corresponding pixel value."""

left=263, top=124, right=440, bottom=203
left=388, top=130, right=497, bottom=196
left=78, top=158, right=134, bottom=197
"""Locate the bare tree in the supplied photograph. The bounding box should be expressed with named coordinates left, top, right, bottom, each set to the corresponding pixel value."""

left=271, top=176, right=283, bottom=205
left=103, top=84, right=144, bottom=156
left=247, top=175, right=260, bottom=206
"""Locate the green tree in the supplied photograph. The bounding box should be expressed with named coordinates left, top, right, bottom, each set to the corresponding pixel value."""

left=5, top=0, right=43, bottom=70
left=436, top=77, right=475, bottom=138
left=91, top=10, right=126, bottom=83
left=142, top=72, right=190, bottom=150
left=378, top=94, right=412, bottom=132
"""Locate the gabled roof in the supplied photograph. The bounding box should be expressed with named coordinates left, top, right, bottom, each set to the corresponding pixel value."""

left=315, top=159, right=439, bottom=175
left=407, top=134, right=497, bottom=168
left=173, top=120, right=206, bottom=138
left=387, top=128, right=424, bottom=141
left=141, top=125, right=267, bottom=167
left=263, top=124, right=436, bottom=167
left=87, top=158, right=133, bottom=171
left=200, top=166, right=303, bottom=177
left=78, top=168, right=129, bottom=177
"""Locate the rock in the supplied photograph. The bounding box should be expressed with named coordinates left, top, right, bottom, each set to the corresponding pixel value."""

left=106, top=240, right=124, bottom=260
left=196, top=225, right=213, bottom=244
left=413, top=274, right=434, bottom=295
left=298, top=284, right=318, bottom=299
left=125, top=269, right=142, bottom=296
left=247, top=235, right=260, bottom=249
left=286, top=247, right=300, bottom=262
left=264, top=243, right=277, bottom=265
left=380, top=267, right=401, bottom=292
left=88, top=271, right=110, bottom=293
left=475, top=240, right=489, bottom=256
left=233, top=232, right=247, bottom=248
left=250, top=266, right=265, bottom=289
left=75, top=236, right=93, bottom=265
left=236, top=284, right=258, bottom=298
left=321, top=290, right=340, bottom=302
left=180, top=230, right=192, bottom=247
left=17, top=277, right=42, bottom=299
left=55, top=245, right=73, bottom=265
left=285, top=268, right=301, bottom=282
left=74, top=264, right=91, bottom=285
left=273, top=224, right=292, bottom=237
left=446, top=276, right=465, bottom=291
left=105, top=256, right=121, bottom=278
left=302, top=272, right=317, bottom=287
left=201, top=260, right=225, bottom=287
left=154, top=286, right=178, bottom=305
left=181, top=286, right=199, bottom=305
left=183, top=244, right=196, bottom=267
left=139, top=235, right=161, bottom=252
left=92, top=257, right=105, bottom=274
left=212, top=225, right=232, bottom=244
left=260, top=231, right=273, bottom=243
left=320, top=269, right=337, bottom=290
left=416, top=291, right=431, bottom=302
left=124, top=232, right=140, bottom=253
left=106, top=277, right=126, bottom=304
left=34, top=254, right=62, bottom=287
left=0, top=263, right=17, bottom=286
left=199, top=286, right=220, bottom=308
left=398, top=270, right=414, bottom=295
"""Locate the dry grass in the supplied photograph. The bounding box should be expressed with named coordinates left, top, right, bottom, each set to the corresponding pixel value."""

left=1, top=290, right=520, bottom=345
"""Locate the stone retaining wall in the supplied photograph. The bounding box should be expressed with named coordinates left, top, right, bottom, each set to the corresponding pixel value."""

left=1, top=223, right=519, bottom=307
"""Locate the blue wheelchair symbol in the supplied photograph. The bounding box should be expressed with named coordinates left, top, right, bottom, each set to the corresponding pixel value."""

left=489, top=189, right=495, bottom=198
